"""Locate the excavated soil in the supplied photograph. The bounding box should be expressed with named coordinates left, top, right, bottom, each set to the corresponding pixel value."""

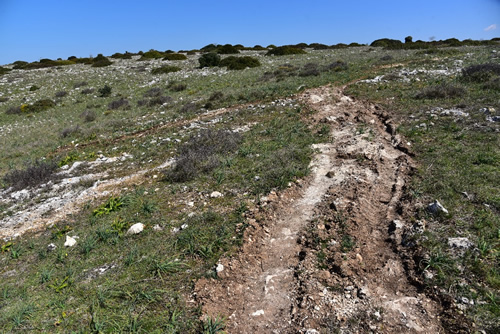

left=194, top=85, right=448, bottom=333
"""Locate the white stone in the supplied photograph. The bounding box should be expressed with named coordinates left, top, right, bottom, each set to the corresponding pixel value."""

left=126, top=223, right=144, bottom=235
left=47, top=243, right=57, bottom=251
left=216, top=263, right=224, bottom=273
left=180, top=223, right=188, bottom=230
left=64, top=236, right=77, bottom=247
left=448, top=237, right=473, bottom=249
left=427, top=200, right=449, bottom=215
left=251, top=310, right=264, bottom=316
left=210, top=191, right=223, bottom=198
left=152, top=224, right=163, bottom=231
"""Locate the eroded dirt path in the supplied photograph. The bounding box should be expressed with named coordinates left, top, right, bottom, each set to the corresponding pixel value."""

left=195, top=85, right=445, bottom=333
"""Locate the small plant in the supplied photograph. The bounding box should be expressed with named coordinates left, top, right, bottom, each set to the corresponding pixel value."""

left=80, top=235, right=97, bottom=255
left=51, top=225, right=73, bottom=239
left=199, top=53, right=221, bottom=68
left=80, top=109, right=97, bottom=122
left=81, top=87, right=95, bottom=95
left=169, top=83, right=187, bottom=92
left=40, top=268, right=54, bottom=284
left=299, top=63, right=320, bottom=77
left=107, top=98, right=129, bottom=110
left=93, top=196, right=125, bottom=216
left=1, top=242, right=13, bottom=252
left=203, top=316, right=226, bottom=334
left=151, top=65, right=181, bottom=75
left=415, top=84, right=466, bottom=99
left=144, top=87, right=163, bottom=97
left=461, top=63, right=500, bottom=83
left=58, top=152, right=79, bottom=167
left=98, top=85, right=112, bottom=97
left=49, top=276, right=70, bottom=293
left=73, top=81, right=88, bottom=88
left=5, top=105, right=21, bottom=114
left=29, top=85, right=40, bottom=91
left=150, top=258, right=183, bottom=277
left=22, top=99, right=56, bottom=113
left=328, top=60, right=348, bottom=71
left=10, top=244, right=22, bottom=259
left=60, top=125, right=80, bottom=138
left=110, top=218, right=129, bottom=235
left=163, top=53, right=188, bottom=60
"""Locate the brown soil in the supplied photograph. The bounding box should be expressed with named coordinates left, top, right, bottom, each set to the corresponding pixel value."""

left=194, top=85, right=449, bottom=333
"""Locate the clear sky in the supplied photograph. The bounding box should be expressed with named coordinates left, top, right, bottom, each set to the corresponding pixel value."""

left=0, top=0, right=498, bottom=65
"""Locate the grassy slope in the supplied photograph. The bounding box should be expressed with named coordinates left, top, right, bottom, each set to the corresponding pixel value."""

left=0, top=45, right=498, bottom=332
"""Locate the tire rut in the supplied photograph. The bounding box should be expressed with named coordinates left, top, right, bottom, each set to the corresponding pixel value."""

left=194, top=85, right=445, bottom=333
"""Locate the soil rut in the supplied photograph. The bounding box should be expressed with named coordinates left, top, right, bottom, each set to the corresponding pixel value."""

left=194, top=85, right=445, bottom=333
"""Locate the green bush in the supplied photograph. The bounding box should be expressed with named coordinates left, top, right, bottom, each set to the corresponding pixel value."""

left=13, top=61, right=28, bottom=69
left=163, top=53, right=188, bottom=61
left=22, top=99, right=56, bottom=113
left=139, top=50, right=164, bottom=60
left=98, top=85, right=112, bottom=97
left=370, top=38, right=403, bottom=49
left=91, top=54, right=113, bottom=67
left=461, top=63, right=500, bottom=83
left=0, top=66, right=11, bottom=76
left=199, top=53, right=221, bottom=68
left=217, top=44, right=240, bottom=54
left=151, top=65, right=181, bottom=75
left=415, top=84, right=466, bottom=99
left=219, top=56, right=261, bottom=70
left=3, top=160, right=57, bottom=191
left=266, top=46, right=307, bottom=56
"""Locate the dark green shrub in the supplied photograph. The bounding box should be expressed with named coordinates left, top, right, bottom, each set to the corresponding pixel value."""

left=415, top=84, right=466, bottom=99
left=111, top=52, right=133, bottom=59
left=199, top=53, right=221, bottom=68
left=80, top=110, right=96, bottom=122
left=0, top=97, right=9, bottom=103
left=164, top=129, right=242, bottom=182
left=461, top=63, right=500, bottom=83
left=23, top=99, right=56, bottom=113
left=73, top=81, right=88, bottom=88
left=60, top=125, right=80, bottom=138
left=266, top=46, right=307, bottom=56
left=3, top=160, right=58, bottom=191
left=98, top=85, right=112, bottom=97
left=6, top=106, right=21, bottom=114
left=91, top=54, right=113, bottom=67
left=55, top=91, right=67, bottom=98
left=217, top=44, right=240, bottom=54
left=81, top=88, right=94, bottom=95
left=327, top=60, right=348, bottom=71
left=151, top=65, right=181, bottom=74
left=405, top=36, right=413, bottom=43
left=139, top=49, right=164, bottom=60
left=219, top=56, right=261, bottom=70
left=13, top=61, right=28, bottom=69
left=180, top=102, right=197, bottom=113
left=107, top=98, right=129, bottom=110
left=483, top=77, right=500, bottom=91
left=370, top=38, right=403, bottom=49
left=0, top=66, right=11, bottom=76
left=309, top=43, right=329, bottom=50
left=169, top=83, right=187, bottom=92
left=163, top=53, right=188, bottom=61
left=144, top=87, right=163, bottom=97
left=201, top=44, right=218, bottom=52
left=29, top=85, right=40, bottom=91
left=299, top=63, right=320, bottom=76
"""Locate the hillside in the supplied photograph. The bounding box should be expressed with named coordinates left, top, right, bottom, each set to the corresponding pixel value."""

left=0, top=42, right=499, bottom=333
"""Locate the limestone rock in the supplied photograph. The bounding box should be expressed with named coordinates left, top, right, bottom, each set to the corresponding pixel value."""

left=64, top=236, right=77, bottom=247
left=448, top=237, right=473, bottom=249
left=427, top=200, right=448, bottom=215
left=126, top=223, right=144, bottom=235
left=210, top=191, right=223, bottom=198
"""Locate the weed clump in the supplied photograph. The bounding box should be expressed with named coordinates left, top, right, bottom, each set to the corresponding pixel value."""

left=81, top=88, right=95, bottom=95
left=73, top=81, right=88, bottom=89
left=299, top=63, right=320, bottom=77
left=80, top=110, right=96, bottom=122
left=151, top=65, right=181, bottom=75
left=163, top=53, right=187, bottom=61
left=144, top=87, right=163, bottom=97
left=164, top=129, right=242, bottom=182
left=22, top=99, right=56, bottom=113
left=60, top=125, right=80, bottom=138
left=327, top=60, right=348, bottom=71
left=6, top=106, right=21, bottom=114
left=415, top=84, right=466, bottom=99
left=220, top=56, right=261, bottom=70
left=55, top=91, right=67, bottom=98
left=3, top=160, right=57, bottom=191
left=266, top=46, right=307, bottom=56
left=199, top=53, right=221, bottom=68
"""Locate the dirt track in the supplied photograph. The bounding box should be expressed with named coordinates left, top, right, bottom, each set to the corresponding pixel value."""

left=194, top=85, right=446, bottom=333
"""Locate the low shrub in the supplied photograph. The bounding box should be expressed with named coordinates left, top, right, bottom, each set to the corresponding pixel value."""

left=415, top=84, right=466, bottom=99
left=144, top=87, right=163, bottom=97
left=217, top=44, right=240, bottom=54
left=327, top=60, right=348, bottom=71
left=163, top=53, right=188, bottom=61
left=139, top=96, right=173, bottom=107
left=380, top=55, right=393, bottom=61
left=0, top=66, right=11, bottom=76
left=60, top=125, right=80, bottom=138
left=299, top=63, right=320, bottom=77
left=22, top=99, right=56, bottom=113
left=3, top=160, right=58, bottom=191
left=6, top=105, right=21, bottom=114
left=169, top=83, right=187, bottom=92
left=80, top=110, right=96, bottom=122
left=29, top=85, right=40, bottom=91
left=164, top=129, right=242, bottom=182
left=483, top=77, right=500, bottom=91
left=107, top=98, right=129, bottom=110
left=220, top=56, right=261, bottom=70
left=180, top=102, right=197, bottom=113
left=199, top=53, right=221, bottom=68
left=139, top=50, right=164, bottom=60
left=12, top=61, right=28, bottom=69
left=55, top=91, right=67, bottom=98
left=81, top=88, right=95, bottom=95
left=461, top=63, right=500, bottom=83
left=151, top=65, right=181, bottom=74
left=209, top=91, right=224, bottom=101
left=266, top=46, right=307, bottom=56
left=0, top=97, right=9, bottom=103
left=73, top=81, right=88, bottom=88
left=370, top=38, right=403, bottom=49
left=91, top=54, right=113, bottom=67
left=98, top=85, right=112, bottom=97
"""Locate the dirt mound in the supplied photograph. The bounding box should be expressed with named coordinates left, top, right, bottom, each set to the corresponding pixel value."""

left=194, top=86, right=447, bottom=333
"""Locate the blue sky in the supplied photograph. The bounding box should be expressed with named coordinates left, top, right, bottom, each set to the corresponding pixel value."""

left=0, top=0, right=498, bottom=65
